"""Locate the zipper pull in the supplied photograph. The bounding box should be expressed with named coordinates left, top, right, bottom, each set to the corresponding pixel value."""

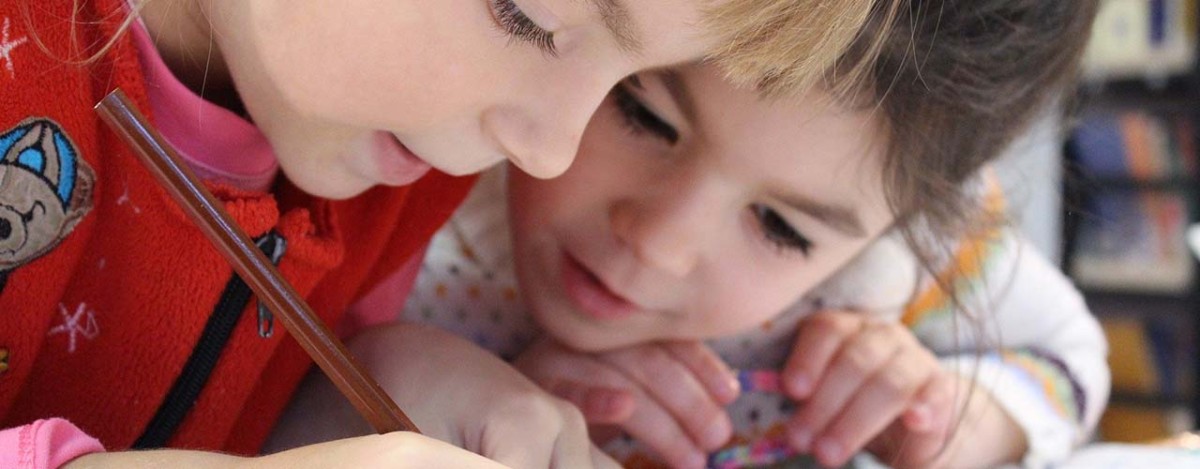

left=255, top=231, right=287, bottom=338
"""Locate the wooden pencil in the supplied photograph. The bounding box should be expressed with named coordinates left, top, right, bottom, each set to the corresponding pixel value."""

left=96, top=89, right=420, bottom=435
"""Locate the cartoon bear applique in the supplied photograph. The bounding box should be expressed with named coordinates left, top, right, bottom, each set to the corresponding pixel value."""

left=0, top=118, right=95, bottom=293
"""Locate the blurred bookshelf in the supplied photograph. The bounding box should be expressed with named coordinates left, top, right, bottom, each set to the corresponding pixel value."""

left=1063, top=0, right=1200, bottom=443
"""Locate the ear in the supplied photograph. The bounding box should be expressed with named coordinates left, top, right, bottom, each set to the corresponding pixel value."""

left=60, top=159, right=96, bottom=235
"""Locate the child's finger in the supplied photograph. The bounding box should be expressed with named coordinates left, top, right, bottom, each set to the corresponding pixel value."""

left=547, top=380, right=636, bottom=424
left=549, top=401, right=621, bottom=469
left=863, top=419, right=903, bottom=459
left=601, top=346, right=733, bottom=451
left=903, top=371, right=957, bottom=435
left=884, top=374, right=960, bottom=468
left=491, top=431, right=553, bottom=469
left=782, top=311, right=862, bottom=399
left=488, top=398, right=582, bottom=469
left=811, top=351, right=935, bottom=467
left=787, top=321, right=898, bottom=452
left=489, top=394, right=619, bottom=469
left=514, top=341, right=639, bottom=424
left=663, top=340, right=740, bottom=404
left=616, top=392, right=711, bottom=469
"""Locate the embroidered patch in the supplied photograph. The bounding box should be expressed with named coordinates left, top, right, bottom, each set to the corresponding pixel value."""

left=0, top=118, right=95, bottom=293
left=48, top=303, right=100, bottom=353
left=0, top=17, right=28, bottom=80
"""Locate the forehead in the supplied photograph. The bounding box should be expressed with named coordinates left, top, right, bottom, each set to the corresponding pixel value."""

left=681, top=65, right=892, bottom=221
left=565, top=0, right=718, bottom=63
left=626, top=0, right=712, bottom=45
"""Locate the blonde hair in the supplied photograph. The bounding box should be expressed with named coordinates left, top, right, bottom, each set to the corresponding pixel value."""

left=703, top=0, right=899, bottom=98
left=19, top=0, right=155, bottom=67
left=41, top=0, right=888, bottom=99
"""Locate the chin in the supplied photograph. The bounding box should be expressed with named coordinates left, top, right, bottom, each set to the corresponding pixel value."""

left=299, top=182, right=369, bottom=200
left=283, top=168, right=372, bottom=200
left=542, top=321, right=639, bottom=353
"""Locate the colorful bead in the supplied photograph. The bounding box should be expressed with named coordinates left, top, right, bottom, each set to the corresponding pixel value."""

left=737, top=369, right=782, bottom=394
left=707, top=370, right=801, bottom=468
left=708, top=435, right=798, bottom=469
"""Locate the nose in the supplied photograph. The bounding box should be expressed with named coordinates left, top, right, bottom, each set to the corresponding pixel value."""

left=609, top=175, right=713, bottom=278
left=482, top=70, right=617, bottom=179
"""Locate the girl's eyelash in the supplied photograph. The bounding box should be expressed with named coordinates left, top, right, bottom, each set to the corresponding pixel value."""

left=609, top=82, right=806, bottom=256
left=752, top=204, right=813, bottom=256
left=612, top=83, right=680, bottom=144
left=490, top=0, right=557, bottom=56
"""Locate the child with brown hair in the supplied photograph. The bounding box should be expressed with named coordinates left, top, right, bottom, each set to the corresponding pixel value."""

left=0, top=0, right=894, bottom=467
left=270, top=0, right=1107, bottom=468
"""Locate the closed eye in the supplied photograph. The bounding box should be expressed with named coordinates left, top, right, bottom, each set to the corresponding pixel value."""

left=612, top=82, right=679, bottom=144
left=489, top=0, right=557, bottom=55
left=752, top=204, right=813, bottom=256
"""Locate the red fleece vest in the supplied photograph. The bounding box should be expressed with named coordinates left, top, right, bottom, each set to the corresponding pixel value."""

left=0, top=0, right=474, bottom=454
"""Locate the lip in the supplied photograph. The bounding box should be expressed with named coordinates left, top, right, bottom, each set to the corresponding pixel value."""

left=561, top=252, right=642, bottom=321
left=372, top=132, right=432, bottom=186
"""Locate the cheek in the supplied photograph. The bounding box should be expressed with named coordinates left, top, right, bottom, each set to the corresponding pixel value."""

left=507, top=172, right=583, bottom=270
left=698, top=245, right=870, bottom=336
left=696, top=259, right=816, bottom=336
left=278, top=45, right=478, bottom=127
left=509, top=171, right=563, bottom=225
left=254, top=2, right=495, bottom=128
left=514, top=121, right=632, bottom=209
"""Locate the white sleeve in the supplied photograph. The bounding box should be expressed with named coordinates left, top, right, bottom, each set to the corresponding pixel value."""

left=909, top=232, right=1110, bottom=468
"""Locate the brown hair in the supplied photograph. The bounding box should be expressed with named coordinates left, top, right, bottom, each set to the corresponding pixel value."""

left=836, top=0, right=1097, bottom=288
left=35, top=0, right=887, bottom=97
left=830, top=1, right=1097, bottom=462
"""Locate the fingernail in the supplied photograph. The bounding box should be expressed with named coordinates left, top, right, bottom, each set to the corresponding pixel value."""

left=815, top=437, right=843, bottom=466
left=703, top=415, right=732, bottom=449
left=907, top=403, right=931, bottom=429
left=713, top=371, right=740, bottom=403
left=789, top=373, right=812, bottom=397
left=789, top=424, right=813, bottom=452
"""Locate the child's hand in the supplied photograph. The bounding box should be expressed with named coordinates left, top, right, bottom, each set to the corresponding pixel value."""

left=782, top=310, right=955, bottom=468
left=863, top=373, right=1027, bottom=469
left=268, top=323, right=619, bottom=469
left=65, top=433, right=511, bottom=468
left=514, top=338, right=741, bottom=469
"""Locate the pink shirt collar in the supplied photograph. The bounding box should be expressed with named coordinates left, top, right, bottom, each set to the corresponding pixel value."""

left=130, top=21, right=279, bottom=192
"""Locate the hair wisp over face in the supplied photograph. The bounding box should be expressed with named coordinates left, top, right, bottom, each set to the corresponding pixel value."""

left=825, top=2, right=1098, bottom=461
left=21, top=0, right=153, bottom=64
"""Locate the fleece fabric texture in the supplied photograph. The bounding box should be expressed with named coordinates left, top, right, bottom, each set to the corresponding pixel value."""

left=0, top=0, right=474, bottom=455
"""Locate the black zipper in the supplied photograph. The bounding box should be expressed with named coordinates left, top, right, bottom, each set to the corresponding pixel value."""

left=134, top=231, right=286, bottom=449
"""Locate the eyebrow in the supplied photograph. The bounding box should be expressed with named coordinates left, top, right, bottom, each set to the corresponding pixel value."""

left=776, top=193, right=867, bottom=238
left=588, top=0, right=642, bottom=53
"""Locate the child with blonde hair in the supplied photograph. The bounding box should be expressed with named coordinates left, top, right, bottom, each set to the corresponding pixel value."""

left=0, top=0, right=890, bottom=467
left=272, top=0, right=1107, bottom=468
